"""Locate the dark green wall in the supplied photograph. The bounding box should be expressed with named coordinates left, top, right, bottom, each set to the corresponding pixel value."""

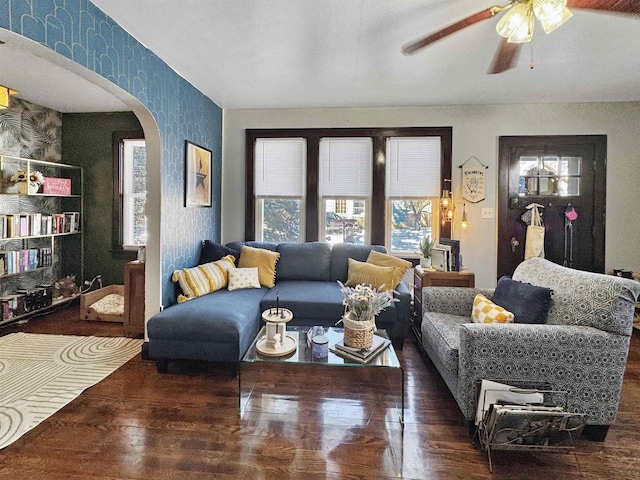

left=61, top=112, right=142, bottom=286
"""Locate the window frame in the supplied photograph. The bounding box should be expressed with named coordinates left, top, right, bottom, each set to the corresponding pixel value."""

left=245, top=127, right=452, bottom=247
left=253, top=137, right=307, bottom=242
left=112, top=130, right=145, bottom=251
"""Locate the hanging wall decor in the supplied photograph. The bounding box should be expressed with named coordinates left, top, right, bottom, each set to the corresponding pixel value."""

left=459, top=156, right=488, bottom=203
left=184, top=140, right=212, bottom=207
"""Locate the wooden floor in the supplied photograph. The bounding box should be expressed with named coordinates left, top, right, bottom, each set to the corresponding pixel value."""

left=1, top=303, right=639, bottom=479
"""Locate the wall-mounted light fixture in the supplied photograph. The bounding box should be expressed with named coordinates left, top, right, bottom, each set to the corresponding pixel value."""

left=460, top=203, right=471, bottom=233
left=440, top=179, right=454, bottom=224
left=0, top=85, right=19, bottom=109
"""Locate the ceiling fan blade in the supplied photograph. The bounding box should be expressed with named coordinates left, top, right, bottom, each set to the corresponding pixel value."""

left=488, top=38, right=522, bottom=74
left=568, top=0, right=640, bottom=14
left=401, top=8, right=496, bottom=55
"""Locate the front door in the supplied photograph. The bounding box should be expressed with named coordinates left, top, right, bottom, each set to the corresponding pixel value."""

left=497, top=135, right=606, bottom=279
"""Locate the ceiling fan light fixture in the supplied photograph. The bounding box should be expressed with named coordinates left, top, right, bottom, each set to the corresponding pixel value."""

left=533, top=0, right=567, bottom=18
left=507, top=7, right=535, bottom=43
left=496, top=2, right=531, bottom=39
left=537, top=6, right=573, bottom=34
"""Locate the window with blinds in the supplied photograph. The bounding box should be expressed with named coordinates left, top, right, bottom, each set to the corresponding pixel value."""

left=122, top=138, right=146, bottom=248
left=319, top=138, right=372, bottom=245
left=254, top=138, right=306, bottom=242
left=246, top=126, right=452, bottom=249
left=386, top=137, right=441, bottom=253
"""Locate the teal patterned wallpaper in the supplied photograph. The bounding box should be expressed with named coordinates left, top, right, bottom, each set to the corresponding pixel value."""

left=0, top=0, right=223, bottom=307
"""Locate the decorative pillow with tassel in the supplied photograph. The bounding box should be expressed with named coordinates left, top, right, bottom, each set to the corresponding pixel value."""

left=173, top=254, right=236, bottom=303
left=237, top=245, right=280, bottom=288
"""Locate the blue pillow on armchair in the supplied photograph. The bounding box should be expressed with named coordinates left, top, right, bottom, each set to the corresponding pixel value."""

left=491, top=276, right=552, bottom=324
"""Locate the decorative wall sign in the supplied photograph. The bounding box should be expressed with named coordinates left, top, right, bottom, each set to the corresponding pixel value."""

left=185, top=141, right=212, bottom=207
left=460, top=156, right=488, bottom=203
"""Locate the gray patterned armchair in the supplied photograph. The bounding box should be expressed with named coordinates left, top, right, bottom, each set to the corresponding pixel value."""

left=420, top=257, right=640, bottom=440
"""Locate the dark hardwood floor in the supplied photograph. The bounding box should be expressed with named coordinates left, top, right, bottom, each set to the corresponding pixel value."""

left=1, top=303, right=639, bottom=479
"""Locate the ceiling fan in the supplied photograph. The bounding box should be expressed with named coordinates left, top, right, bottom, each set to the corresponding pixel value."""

left=402, top=0, right=640, bottom=74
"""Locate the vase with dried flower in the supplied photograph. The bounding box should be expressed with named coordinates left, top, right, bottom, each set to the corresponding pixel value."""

left=337, top=282, right=398, bottom=349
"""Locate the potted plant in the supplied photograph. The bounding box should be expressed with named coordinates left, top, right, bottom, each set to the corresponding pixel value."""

left=418, top=234, right=435, bottom=269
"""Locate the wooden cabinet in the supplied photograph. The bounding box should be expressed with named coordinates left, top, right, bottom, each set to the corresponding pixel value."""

left=124, top=260, right=145, bottom=338
left=412, top=265, right=475, bottom=342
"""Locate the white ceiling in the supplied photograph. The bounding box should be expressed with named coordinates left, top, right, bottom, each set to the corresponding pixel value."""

left=0, top=37, right=129, bottom=113
left=2, top=1, right=640, bottom=113
left=91, top=0, right=640, bottom=110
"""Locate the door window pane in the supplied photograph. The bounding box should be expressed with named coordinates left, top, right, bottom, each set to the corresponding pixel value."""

left=519, top=155, right=580, bottom=197
left=560, top=157, right=581, bottom=175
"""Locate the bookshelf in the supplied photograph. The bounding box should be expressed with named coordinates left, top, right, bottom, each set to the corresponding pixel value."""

left=0, top=155, right=83, bottom=325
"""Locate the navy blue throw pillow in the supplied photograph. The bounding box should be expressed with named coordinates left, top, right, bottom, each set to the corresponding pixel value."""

left=491, top=276, right=552, bottom=324
left=198, top=240, right=239, bottom=265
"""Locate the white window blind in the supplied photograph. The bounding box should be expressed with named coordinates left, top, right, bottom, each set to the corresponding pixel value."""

left=319, top=137, right=372, bottom=198
left=386, top=137, right=441, bottom=198
left=255, top=138, right=306, bottom=197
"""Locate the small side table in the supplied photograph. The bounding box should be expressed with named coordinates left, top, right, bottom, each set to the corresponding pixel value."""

left=412, top=265, right=475, bottom=343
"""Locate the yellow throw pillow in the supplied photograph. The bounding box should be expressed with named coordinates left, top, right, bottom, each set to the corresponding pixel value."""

left=172, top=254, right=236, bottom=302
left=366, top=250, right=411, bottom=289
left=346, top=258, right=397, bottom=292
left=472, top=294, right=515, bottom=324
left=238, top=245, right=280, bottom=288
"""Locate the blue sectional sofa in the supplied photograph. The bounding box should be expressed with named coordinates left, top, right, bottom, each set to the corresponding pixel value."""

left=147, top=241, right=411, bottom=372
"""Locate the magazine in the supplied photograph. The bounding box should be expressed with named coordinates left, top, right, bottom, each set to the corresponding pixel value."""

left=476, top=379, right=544, bottom=425
left=486, top=407, right=587, bottom=448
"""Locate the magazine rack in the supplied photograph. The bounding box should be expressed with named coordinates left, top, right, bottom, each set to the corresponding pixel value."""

left=475, top=382, right=587, bottom=472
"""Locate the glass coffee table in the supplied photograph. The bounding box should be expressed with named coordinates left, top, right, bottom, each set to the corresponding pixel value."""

left=239, top=325, right=404, bottom=424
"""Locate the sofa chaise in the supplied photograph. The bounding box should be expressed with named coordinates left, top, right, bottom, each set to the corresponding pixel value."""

left=147, top=241, right=411, bottom=372
left=420, top=257, right=640, bottom=440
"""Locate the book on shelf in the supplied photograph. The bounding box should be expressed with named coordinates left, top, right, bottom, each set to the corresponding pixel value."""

left=0, top=212, right=77, bottom=238
left=439, top=238, right=461, bottom=272
left=0, top=247, right=52, bottom=275
left=330, top=334, right=391, bottom=363
left=64, top=212, right=80, bottom=233
left=431, top=247, right=448, bottom=272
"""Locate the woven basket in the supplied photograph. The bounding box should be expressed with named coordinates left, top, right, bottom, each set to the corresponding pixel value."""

left=343, top=315, right=375, bottom=350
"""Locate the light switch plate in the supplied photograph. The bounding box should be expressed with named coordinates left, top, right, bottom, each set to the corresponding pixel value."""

left=481, top=208, right=494, bottom=219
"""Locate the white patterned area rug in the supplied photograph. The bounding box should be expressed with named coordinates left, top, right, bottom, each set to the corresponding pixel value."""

left=0, top=332, right=142, bottom=449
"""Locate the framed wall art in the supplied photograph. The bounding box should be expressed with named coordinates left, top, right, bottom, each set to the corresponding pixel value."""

left=184, top=140, right=212, bottom=207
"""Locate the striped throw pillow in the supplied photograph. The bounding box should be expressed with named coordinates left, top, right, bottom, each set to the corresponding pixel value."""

left=173, top=254, right=236, bottom=303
